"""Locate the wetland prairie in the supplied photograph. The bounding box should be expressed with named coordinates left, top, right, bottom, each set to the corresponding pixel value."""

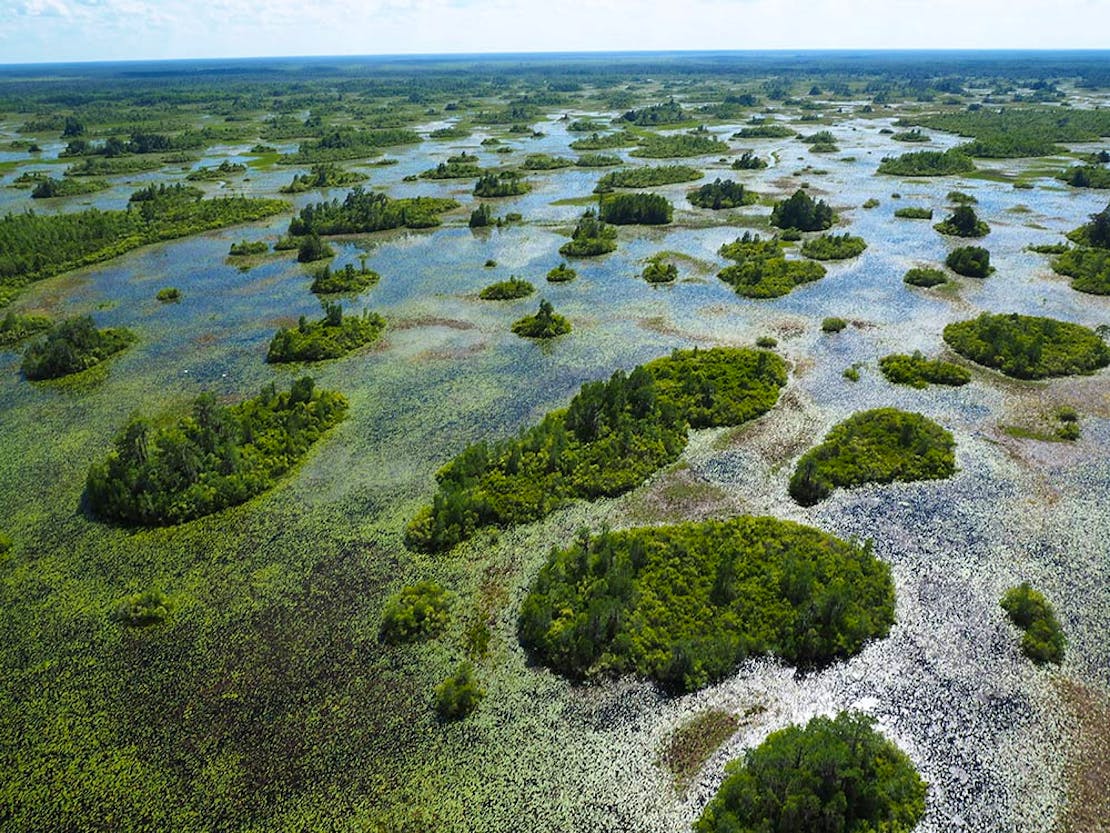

left=0, top=51, right=1108, bottom=832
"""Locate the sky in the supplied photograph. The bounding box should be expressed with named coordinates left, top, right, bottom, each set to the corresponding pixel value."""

left=1, top=0, right=1108, bottom=64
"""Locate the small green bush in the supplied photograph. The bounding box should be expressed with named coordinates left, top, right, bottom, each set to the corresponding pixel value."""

left=1001, top=583, right=1065, bottom=664
left=935, top=205, right=990, bottom=237
left=642, top=258, right=678, bottom=284
left=879, top=351, right=972, bottom=388
left=756, top=336, right=778, bottom=348
left=894, top=207, right=933, bottom=220
left=156, top=287, right=181, bottom=303
left=903, top=267, right=948, bottom=287
left=546, top=262, right=577, bottom=283
left=435, top=662, right=485, bottom=721
left=479, top=277, right=534, bottom=300
left=110, top=590, right=172, bottom=627
left=802, top=233, right=867, bottom=261
left=511, top=299, right=571, bottom=338
left=379, top=581, right=451, bottom=644
left=821, top=317, right=848, bottom=333
left=946, top=246, right=993, bottom=278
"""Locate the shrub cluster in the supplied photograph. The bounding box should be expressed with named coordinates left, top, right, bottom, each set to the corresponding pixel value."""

left=801, top=233, right=867, bottom=260
left=511, top=299, right=572, bottom=339
left=1001, top=583, right=1066, bottom=664
left=22, top=316, right=135, bottom=381
left=943, top=312, right=1110, bottom=379
left=717, top=233, right=827, bottom=298
left=879, top=351, right=972, bottom=388
left=266, top=304, right=385, bottom=363
left=771, top=189, right=836, bottom=231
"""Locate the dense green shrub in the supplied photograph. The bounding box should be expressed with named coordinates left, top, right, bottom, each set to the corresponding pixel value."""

left=800, top=130, right=837, bottom=145
left=545, top=262, right=577, bottom=283
left=1050, top=247, right=1110, bottom=294
left=880, top=351, right=971, bottom=388
left=185, top=160, right=247, bottom=181
left=282, top=128, right=420, bottom=164
left=946, top=246, right=993, bottom=278
left=511, top=299, right=572, bottom=339
left=903, top=267, right=948, bottom=287
left=575, top=153, right=622, bottom=167
left=717, top=233, right=827, bottom=298
left=943, top=312, right=1110, bottom=379
left=903, top=106, right=1110, bottom=157
left=598, top=192, right=673, bottom=225
left=934, top=205, right=990, bottom=237
left=420, top=159, right=483, bottom=180
left=733, top=124, right=795, bottom=139
left=521, top=154, right=573, bottom=170
left=289, top=187, right=457, bottom=236
left=894, top=207, right=933, bottom=219
left=789, top=408, right=956, bottom=505
left=0, top=311, right=52, bottom=347
left=1059, top=164, right=1110, bottom=189
left=821, top=317, right=847, bottom=333
left=695, top=712, right=927, bottom=833
left=30, top=177, right=108, bottom=198
left=732, top=151, right=767, bottom=170
left=22, top=316, right=135, bottom=380
left=479, top=277, right=534, bottom=300
left=86, top=378, right=348, bottom=525
left=110, top=590, right=173, bottom=627
left=297, top=233, right=335, bottom=263
left=280, top=163, right=365, bottom=193
left=266, top=304, right=385, bottom=363
left=519, top=518, right=895, bottom=693
left=892, top=128, right=930, bottom=143
left=802, top=233, right=867, bottom=260
left=947, top=191, right=977, bottom=205
left=560, top=210, right=618, bottom=257
left=594, top=165, right=702, bottom=192
left=687, top=178, right=758, bottom=209
left=155, top=287, right=181, bottom=303
left=434, top=662, right=485, bottom=721
left=1001, top=583, right=1065, bottom=664
left=406, top=347, right=786, bottom=552
left=474, top=171, right=530, bottom=197
left=642, top=258, right=678, bottom=284
left=877, top=148, right=975, bottom=176
left=631, top=133, right=729, bottom=158
left=1066, top=203, right=1110, bottom=248
left=379, top=581, right=452, bottom=644
left=310, top=263, right=380, bottom=294
left=229, top=240, right=268, bottom=256
left=619, top=100, right=688, bottom=126
left=569, top=130, right=638, bottom=151
left=771, top=189, right=836, bottom=231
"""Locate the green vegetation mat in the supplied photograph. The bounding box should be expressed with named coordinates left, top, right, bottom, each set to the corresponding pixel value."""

left=518, top=517, right=895, bottom=692
left=789, top=408, right=956, bottom=505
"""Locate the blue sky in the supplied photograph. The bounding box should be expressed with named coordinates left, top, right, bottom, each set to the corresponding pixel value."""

left=2, top=0, right=1108, bottom=63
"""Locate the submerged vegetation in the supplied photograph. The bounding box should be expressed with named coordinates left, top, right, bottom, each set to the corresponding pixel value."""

left=86, top=377, right=348, bottom=525
left=519, top=517, right=895, bottom=692
left=789, top=408, right=957, bottom=505
left=405, top=346, right=786, bottom=552
left=943, top=313, right=1110, bottom=379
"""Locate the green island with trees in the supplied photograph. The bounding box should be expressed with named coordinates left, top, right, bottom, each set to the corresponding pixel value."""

left=288, top=187, right=458, bottom=235
left=943, top=312, right=1110, bottom=379
left=155, top=287, right=181, bottom=303
left=85, top=377, right=348, bottom=526
left=0, top=311, right=52, bottom=347
left=631, top=133, right=729, bottom=159
left=560, top=209, right=618, bottom=257
left=1050, top=204, right=1110, bottom=293
left=522, top=154, right=574, bottom=170
left=877, top=148, right=975, bottom=176
left=903, top=266, right=949, bottom=287
left=642, top=256, right=678, bottom=284
left=598, top=192, right=673, bottom=225
left=310, top=262, right=380, bottom=294
left=1000, top=583, right=1066, bottom=665
left=1059, top=165, right=1110, bottom=190
left=266, top=303, right=385, bottom=363
left=228, top=240, right=268, bottom=256
left=789, top=408, right=956, bottom=506
left=619, top=100, right=688, bottom=126
left=892, top=128, right=930, bottom=143
left=518, top=517, right=895, bottom=693
left=421, top=159, right=483, bottom=180
left=687, top=178, right=758, bottom=209
left=405, top=346, right=787, bottom=552
left=569, top=130, right=638, bottom=151
left=717, top=233, right=827, bottom=298
left=771, top=189, right=836, bottom=231
left=185, top=160, right=246, bottom=181
left=479, top=277, right=534, bottom=300
left=946, top=246, right=993, bottom=278
left=296, top=233, right=334, bottom=263
left=880, top=352, right=972, bottom=388
left=733, top=124, right=795, bottom=139
left=801, top=233, right=867, bottom=260
left=435, top=662, right=485, bottom=721
left=64, top=156, right=163, bottom=176
left=821, top=317, right=847, bottom=333
left=474, top=171, right=530, bottom=197
left=935, top=205, right=990, bottom=237
left=594, top=165, right=702, bottom=193
left=21, top=316, right=136, bottom=380
left=281, top=128, right=421, bottom=164
left=511, top=299, right=572, bottom=339
left=575, top=153, right=622, bottom=167
left=732, top=150, right=767, bottom=170
left=546, top=262, right=577, bottom=283
left=695, top=711, right=926, bottom=833
left=30, top=177, right=109, bottom=199
left=903, top=106, right=1110, bottom=159
left=280, top=163, right=366, bottom=193
left=0, top=192, right=287, bottom=302
left=895, top=206, right=934, bottom=220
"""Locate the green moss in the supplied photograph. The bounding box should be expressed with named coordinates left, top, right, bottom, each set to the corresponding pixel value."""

left=696, top=712, right=926, bottom=833
left=943, top=312, right=1110, bottom=379
left=789, top=408, right=956, bottom=506
left=518, top=517, right=895, bottom=692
